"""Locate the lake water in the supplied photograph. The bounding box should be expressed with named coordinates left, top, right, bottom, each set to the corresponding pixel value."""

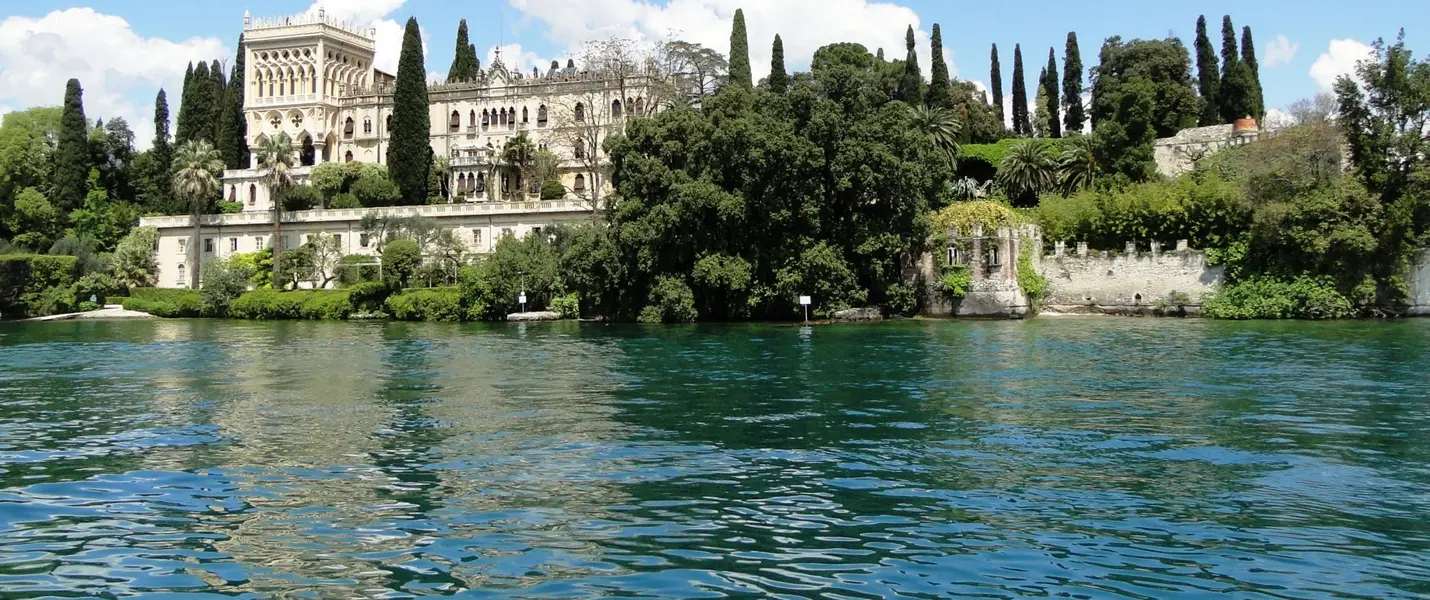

left=0, top=318, right=1428, bottom=598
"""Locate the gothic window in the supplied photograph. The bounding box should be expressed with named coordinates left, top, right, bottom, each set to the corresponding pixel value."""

left=476, top=173, right=485, bottom=193
left=469, top=110, right=476, bottom=127
left=611, top=99, right=622, bottom=119
left=522, top=107, right=529, bottom=123
left=228, top=185, right=237, bottom=202
left=573, top=174, right=586, bottom=193
left=449, top=110, right=461, bottom=133
left=501, top=173, right=510, bottom=194
left=635, top=97, right=645, bottom=115
left=248, top=184, right=257, bottom=205
left=363, top=118, right=372, bottom=134
left=537, top=105, right=548, bottom=127
left=508, top=107, right=516, bottom=128
left=574, top=103, right=585, bottom=122
left=386, top=115, right=392, bottom=130
left=344, top=117, right=354, bottom=138
left=344, top=151, right=353, bottom=162
left=499, top=108, right=507, bottom=126
left=177, top=263, right=186, bottom=286
left=574, top=138, right=586, bottom=160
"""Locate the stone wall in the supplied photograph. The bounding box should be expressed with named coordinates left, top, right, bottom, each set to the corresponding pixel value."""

left=1410, top=249, right=1430, bottom=316
left=1153, top=124, right=1262, bottom=178
left=1037, top=241, right=1224, bottom=315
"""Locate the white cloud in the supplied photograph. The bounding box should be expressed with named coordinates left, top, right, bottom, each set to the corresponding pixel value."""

left=1263, top=35, right=1299, bottom=68
left=0, top=8, right=227, bottom=150
left=504, top=0, right=951, bottom=82
left=1264, top=107, right=1294, bottom=129
left=485, top=43, right=555, bottom=78
left=304, top=1, right=416, bottom=76
left=1310, top=38, right=1374, bottom=91
left=307, top=0, right=407, bottom=25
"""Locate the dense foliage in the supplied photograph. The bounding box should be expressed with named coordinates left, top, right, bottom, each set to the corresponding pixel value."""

left=389, top=17, right=432, bottom=204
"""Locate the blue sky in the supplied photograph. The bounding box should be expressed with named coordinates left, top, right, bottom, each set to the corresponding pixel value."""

left=2, top=0, right=1424, bottom=147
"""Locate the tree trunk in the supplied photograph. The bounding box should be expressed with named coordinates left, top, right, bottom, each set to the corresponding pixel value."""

left=190, top=208, right=202, bottom=289
left=271, top=197, right=283, bottom=288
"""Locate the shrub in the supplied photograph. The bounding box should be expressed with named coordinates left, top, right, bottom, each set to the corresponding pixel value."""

left=229, top=289, right=352, bottom=320
left=217, top=201, right=243, bottom=214
left=77, top=301, right=101, bottom=312
left=550, top=292, right=579, bottom=319
left=884, top=283, right=917, bottom=316
left=381, top=239, right=421, bottom=288
left=540, top=179, right=566, bottom=200
left=328, top=192, right=361, bottom=209
left=346, top=281, right=392, bottom=312
left=638, top=276, right=698, bottom=323
left=386, top=287, right=463, bottom=322
left=0, top=254, right=80, bottom=317
left=941, top=264, right=972, bottom=299
left=1202, top=276, right=1355, bottom=320
left=112, top=227, right=159, bottom=289
left=1016, top=246, right=1048, bottom=310
left=72, top=272, right=119, bottom=305
left=200, top=257, right=254, bottom=316
left=284, top=185, right=321, bottom=211
left=122, top=288, right=205, bottom=317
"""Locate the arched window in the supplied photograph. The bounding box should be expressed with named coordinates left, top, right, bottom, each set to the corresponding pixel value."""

left=573, top=174, right=586, bottom=193
left=248, top=184, right=257, bottom=206
left=501, top=173, right=510, bottom=194
left=449, top=110, right=461, bottom=133
left=612, top=99, right=622, bottom=119
left=469, top=110, right=476, bottom=127
left=574, top=138, right=586, bottom=160
left=363, top=118, right=372, bottom=134
left=635, top=97, right=645, bottom=115
left=509, top=107, right=516, bottom=128
left=537, top=105, right=548, bottom=127
left=499, top=108, right=507, bottom=126
left=386, top=114, right=392, bottom=130
left=228, top=185, right=237, bottom=202
left=522, top=107, right=529, bottom=123
left=476, top=173, right=485, bottom=193
left=177, top=263, right=186, bottom=286
left=344, top=117, right=354, bottom=138
left=574, top=103, right=585, bottom=122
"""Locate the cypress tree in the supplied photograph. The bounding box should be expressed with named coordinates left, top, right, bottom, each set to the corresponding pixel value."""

left=1062, top=32, right=1085, bottom=134
left=768, top=34, right=789, bottom=93
left=448, top=20, right=476, bottom=81
left=990, top=44, right=1005, bottom=128
left=55, top=78, right=91, bottom=212
left=728, top=9, right=752, bottom=89
left=1012, top=44, right=1030, bottom=135
left=209, top=59, right=225, bottom=143
left=389, top=17, right=431, bottom=204
left=1045, top=47, right=1062, bottom=138
left=1194, top=16, right=1221, bottom=126
left=188, top=61, right=213, bottom=144
left=149, top=89, right=174, bottom=212
left=176, top=62, right=195, bottom=144
left=898, top=25, right=922, bottom=104
left=219, top=36, right=249, bottom=169
left=1218, top=16, right=1252, bottom=122
left=1241, top=26, right=1265, bottom=120
left=928, top=24, right=951, bottom=108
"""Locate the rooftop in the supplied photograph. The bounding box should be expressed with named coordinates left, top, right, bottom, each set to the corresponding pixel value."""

left=243, top=9, right=374, bottom=41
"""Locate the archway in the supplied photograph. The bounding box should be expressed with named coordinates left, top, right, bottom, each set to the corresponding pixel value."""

left=299, top=134, right=316, bottom=166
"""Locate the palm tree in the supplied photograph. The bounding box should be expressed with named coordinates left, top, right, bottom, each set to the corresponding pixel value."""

left=1058, top=135, right=1099, bottom=195
left=905, top=104, right=962, bottom=165
left=502, top=132, right=536, bottom=199
left=171, top=140, right=225, bottom=289
left=255, top=133, right=297, bottom=286
left=996, top=139, right=1058, bottom=204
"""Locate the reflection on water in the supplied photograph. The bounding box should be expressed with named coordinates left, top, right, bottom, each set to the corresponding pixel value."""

left=1, top=318, right=1428, bottom=598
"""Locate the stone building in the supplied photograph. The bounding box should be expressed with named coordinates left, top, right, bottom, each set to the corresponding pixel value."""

left=143, top=10, right=652, bottom=288
left=1152, top=120, right=1263, bottom=178
left=921, top=224, right=1042, bottom=318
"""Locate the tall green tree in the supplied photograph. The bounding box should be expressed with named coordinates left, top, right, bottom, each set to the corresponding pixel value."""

left=990, top=44, right=1005, bottom=127
left=898, top=25, right=922, bottom=104
left=1063, top=32, right=1085, bottom=134
left=1218, top=16, right=1254, bottom=122
left=1011, top=44, right=1030, bottom=135
left=209, top=59, right=226, bottom=143
left=1092, top=77, right=1158, bottom=182
left=1241, top=26, right=1265, bottom=120
left=1033, top=68, right=1051, bottom=137
left=928, top=24, right=951, bottom=108
left=142, top=89, right=175, bottom=214
left=728, top=9, right=752, bottom=89
left=448, top=19, right=479, bottom=81
left=178, top=61, right=214, bottom=144
left=171, top=139, right=224, bottom=288
left=219, top=35, right=249, bottom=169
left=389, top=17, right=431, bottom=205
left=55, top=78, right=90, bottom=212
left=768, top=34, right=789, bottom=93
left=1090, top=36, right=1200, bottom=137
left=175, top=63, right=194, bottom=145
left=1044, top=47, right=1062, bottom=138
left=1194, top=16, right=1221, bottom=125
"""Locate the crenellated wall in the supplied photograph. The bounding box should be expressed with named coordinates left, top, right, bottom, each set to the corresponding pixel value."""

left=1037, top=241, right=1223, bottom=315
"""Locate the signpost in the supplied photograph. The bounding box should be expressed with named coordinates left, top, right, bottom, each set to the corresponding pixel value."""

left=519, top=292, right=527, bottom=313
left=799, top=295, right=811, bottom=323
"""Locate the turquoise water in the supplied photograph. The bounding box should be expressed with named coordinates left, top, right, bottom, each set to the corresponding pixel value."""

left=0, top=318, right=1428, bottom=598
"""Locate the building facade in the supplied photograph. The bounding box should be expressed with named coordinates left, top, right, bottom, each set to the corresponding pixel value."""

left=142, top=10, right=651, bottom=288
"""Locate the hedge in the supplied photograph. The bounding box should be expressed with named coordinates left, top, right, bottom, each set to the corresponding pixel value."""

left=386, top=288, right=463, bottom=322
left=0, top=254, right=80, bottom=317
left=120, top=288, right=206, bottom=317
left=957, top=138, right=1067, bottom=182
left=229, top=289, right=352, bottom=320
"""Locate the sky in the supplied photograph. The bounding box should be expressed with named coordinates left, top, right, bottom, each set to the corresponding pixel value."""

left=1, top=0, right=1426, bottom=149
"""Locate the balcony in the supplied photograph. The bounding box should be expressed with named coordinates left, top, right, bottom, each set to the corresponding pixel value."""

left=452, top=155, right=494, bottom=168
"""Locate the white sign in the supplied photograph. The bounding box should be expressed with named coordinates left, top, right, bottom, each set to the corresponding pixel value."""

left=518, top=293, right=527, bottom=304
left=798, top=296, right=811, bottom=306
